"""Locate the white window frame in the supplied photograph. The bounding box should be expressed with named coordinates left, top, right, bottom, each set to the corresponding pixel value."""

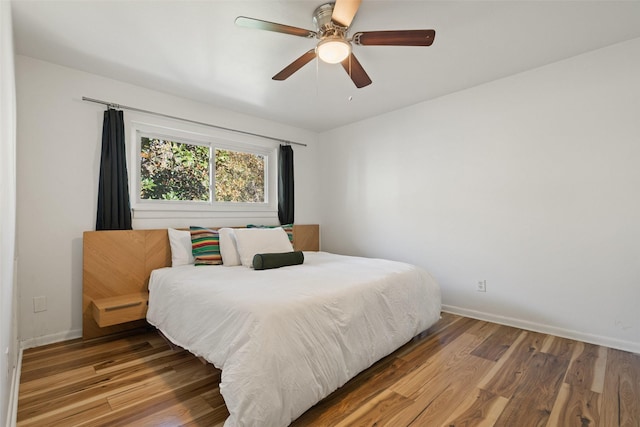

left=129, top=120, right=278, bottom=219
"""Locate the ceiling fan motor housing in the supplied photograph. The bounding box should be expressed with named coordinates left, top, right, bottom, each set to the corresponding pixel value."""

left=313, top=3, right=346, bottom=38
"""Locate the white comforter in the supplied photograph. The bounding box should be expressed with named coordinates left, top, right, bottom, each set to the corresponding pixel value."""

left=146, top=251, right=441, bottom=427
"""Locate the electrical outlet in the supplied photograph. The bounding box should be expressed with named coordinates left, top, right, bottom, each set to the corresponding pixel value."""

left=33, top=296, right=47, bottom=313
left=477, top=280, right=486, bottom=292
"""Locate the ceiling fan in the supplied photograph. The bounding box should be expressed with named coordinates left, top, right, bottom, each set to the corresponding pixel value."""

left=235, top=0, right=435, bottom=88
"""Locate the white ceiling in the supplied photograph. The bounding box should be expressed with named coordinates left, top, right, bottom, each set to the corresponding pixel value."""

left=11, top=0, right=640, bottom=132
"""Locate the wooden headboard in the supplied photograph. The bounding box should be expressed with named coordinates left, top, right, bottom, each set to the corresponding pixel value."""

left=82, top=224, right=319, bottom=339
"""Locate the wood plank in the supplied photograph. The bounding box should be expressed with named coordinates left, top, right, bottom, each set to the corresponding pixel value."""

left=541, top=335, right=577, bottom=361
left=478, top=330, right=547, bottom=399
left=564, top=342, right=605, bottom=392
left=391, top=332, right=488, bottom=398
left=18, top=362, right=176, bottom=421
left=106, top=360, right=219, bottom=410
left=81, top=376, right=220, bottom=427
left=17, top=366, right=96, bottom=397
left=183, top=412, right=226, bottom=427
left=128, top=395, right=217, bottom=426
left=385, top=333, right=495, bottom=426
left=591, top=346, right=608, bottom=394
left=493, top=351, right=569, bottom=426
left=21, top=330, right=163, bottom=364
left=471, top=323, right=521, bottom=362
left=546, top=382, right=601, bottom=427
left=401, top=355, right=495, bottom=426
left=181, top=390, right=229, bottom=426
left=333, top=389, right=414, bottom=427
left=293, top=224, right=320, bottom=251
left=17, top=398, right=113, bottom=427
left=439, top=388, right=509, bottom=427
left=19, top=345, right=195, bottom=417
left=601, top=348, right=640, bottom=427
left=21, top=332, right=151, bottom=365
left=398, top=316, right=479, bottom=367
left=19, top=341, right=155, bottom=383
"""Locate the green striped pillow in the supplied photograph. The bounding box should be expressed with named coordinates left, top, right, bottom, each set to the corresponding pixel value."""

left=190, top=226, right=222, bottom=266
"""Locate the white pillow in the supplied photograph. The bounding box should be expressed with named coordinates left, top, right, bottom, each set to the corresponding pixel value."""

left=168, top=228, right=194, bottom=267
left=234, top=227, right=294, bottom=267
left=219, top=228, right=241, bottom=266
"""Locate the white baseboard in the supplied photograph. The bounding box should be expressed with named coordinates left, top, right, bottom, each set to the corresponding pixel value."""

left=20, top=329, right=82, bottom=350
left=442, top=304, right=640, bottom=355
left=6, top=348, right=22, bottom=427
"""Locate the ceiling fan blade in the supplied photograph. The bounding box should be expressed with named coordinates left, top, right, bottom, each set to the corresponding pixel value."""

left=353, top=29, right=436, bottom=46
left=340, top=53, right=372, bottom=88
left=273, top=50, right=317, bottom=81
left=235, top=16, right=317, bottom=38
left=331, top=0, right=362, bottom=28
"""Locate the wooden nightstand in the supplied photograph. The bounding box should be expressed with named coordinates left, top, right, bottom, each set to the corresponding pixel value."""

left=91, top=292, right=149, bottom=327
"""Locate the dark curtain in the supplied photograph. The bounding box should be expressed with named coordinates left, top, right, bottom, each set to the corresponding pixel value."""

left=96, top=108, right=132, bottom=230
left=278, top=144, right=294, bottom=225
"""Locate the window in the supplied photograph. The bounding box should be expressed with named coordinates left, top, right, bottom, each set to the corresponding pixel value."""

left=130, top=121, right=277, bottom=217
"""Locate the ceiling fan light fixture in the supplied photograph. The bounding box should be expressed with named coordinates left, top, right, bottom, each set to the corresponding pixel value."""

left=316, top=37, right=351, bottom=64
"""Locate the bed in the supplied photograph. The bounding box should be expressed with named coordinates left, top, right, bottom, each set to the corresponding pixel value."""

left=82, top=225, right=441, bottom=426
left=146, top=248, right=441, bottom=426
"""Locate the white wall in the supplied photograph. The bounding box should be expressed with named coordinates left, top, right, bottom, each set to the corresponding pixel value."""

left=0, top=2, right=18, bottom=426
left=319, top=38, right=640, bottom=353
left=15, top=55, right=319, bottom=346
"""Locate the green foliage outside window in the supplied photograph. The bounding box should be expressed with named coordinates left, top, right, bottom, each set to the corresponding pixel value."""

left=140, top=137, right=210, bottom=201
left=215, top=149, right=265, bottom=203
left=140, top=137, right=265, bottom=203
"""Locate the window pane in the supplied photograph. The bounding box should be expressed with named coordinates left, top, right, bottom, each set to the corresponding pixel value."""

left=215, top=149, right=265, bottom=203
left=140, top=137, right=210, bottom=201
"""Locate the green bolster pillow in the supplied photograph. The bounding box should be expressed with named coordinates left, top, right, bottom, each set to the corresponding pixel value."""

left=253, top=251, right=304, bottom=270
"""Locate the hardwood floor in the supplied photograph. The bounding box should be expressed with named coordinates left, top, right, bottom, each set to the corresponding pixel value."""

left=17, top=313, right=640, bottom=426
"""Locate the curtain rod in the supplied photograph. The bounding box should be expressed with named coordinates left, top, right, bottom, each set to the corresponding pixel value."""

left=82, top=96, right=307, bottom=147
